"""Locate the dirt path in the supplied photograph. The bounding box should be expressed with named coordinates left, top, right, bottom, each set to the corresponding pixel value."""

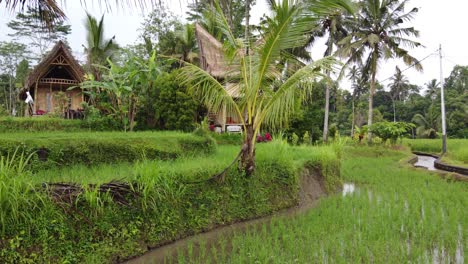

left=123, top=167, right=328, bottom=264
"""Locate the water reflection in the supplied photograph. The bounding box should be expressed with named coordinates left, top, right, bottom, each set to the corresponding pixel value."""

left=342, top=183, right=355, bottom=196
left=414, top=155, right=437, bottom=171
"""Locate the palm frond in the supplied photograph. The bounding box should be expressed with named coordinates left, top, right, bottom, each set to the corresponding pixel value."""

left=259, top=57, right=336, bottom=129
left=179, top=62, right=241, bottom=124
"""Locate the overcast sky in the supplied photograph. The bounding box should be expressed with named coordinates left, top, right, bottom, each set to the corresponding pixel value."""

left=1, top=0, right=467, bottom=92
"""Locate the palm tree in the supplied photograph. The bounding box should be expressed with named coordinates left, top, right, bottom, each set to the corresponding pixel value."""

left=389, top=66, right=409, bottom=101
left=424, top=79, right=439, bottom=102
left=347, top=64, right=361, bottom=136
left=180, top=0, right=352, bottom=176
left=311, top=5, right=353, bottom=142
left=175, top=24, right=198, bottom=64
left=388, top=66, right=409, bottom=121
left=83, top=13, right=119, bottom=80
left=337, top=0, right=422, bottom=143
left=411, top=107, right=439, bottom=138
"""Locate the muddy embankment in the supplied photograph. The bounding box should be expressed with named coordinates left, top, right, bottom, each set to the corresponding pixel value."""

left=124, top=166, right=330, bottom=264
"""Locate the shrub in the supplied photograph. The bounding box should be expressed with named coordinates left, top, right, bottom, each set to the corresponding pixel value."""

left=367, top=121, right=415, bottom=144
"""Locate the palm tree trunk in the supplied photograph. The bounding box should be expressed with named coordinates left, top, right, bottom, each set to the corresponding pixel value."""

left=241, top=124, right=255, bottom=176
left=367, top=70, right=376, bottom=144
left=323, top=83, right=330, bottom=142
left=323, top=37, right=333, bottom=143
left=351, top=95, right=355, bottom=137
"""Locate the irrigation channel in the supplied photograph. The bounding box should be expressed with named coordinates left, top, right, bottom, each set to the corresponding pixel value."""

left=414, top=155, right=438, bottom=171
left=124, top=173, right=356, bottom=264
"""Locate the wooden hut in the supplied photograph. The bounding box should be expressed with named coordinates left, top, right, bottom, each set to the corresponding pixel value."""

left=23, top=41, right=85, bottom=117
left=195, top=23, right=242, bottom=132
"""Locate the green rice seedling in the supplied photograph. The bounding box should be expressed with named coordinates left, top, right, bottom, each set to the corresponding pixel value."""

left=191, top=146, right=468, bottom=263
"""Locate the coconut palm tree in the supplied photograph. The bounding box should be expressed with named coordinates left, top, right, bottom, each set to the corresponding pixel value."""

left=388, top=66, right=409, bottom=121
left=310, top=5, right=353, bottom=143
left=389, top=66, right=410, bottom=102
left=411, top=107, right=439, bottom=138
left=424, top=79, right=439, bottom=102
left=180, top=0, right=352, bottom=176
left=175, top=24, right=199, bottom=64
left=83, top=13, right=119, bottom=80
left=337, top=0, right=422, bottom=143
left=347, top=63, right=362, bottom=136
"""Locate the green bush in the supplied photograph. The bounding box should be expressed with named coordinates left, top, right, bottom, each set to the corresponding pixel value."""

left=368, top=121, right=415, bottom=144
left=0, top=132, right=216, bottom=169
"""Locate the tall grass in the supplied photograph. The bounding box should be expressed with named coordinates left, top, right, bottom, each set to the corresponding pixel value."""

left=181, top=146, right=468, bottom=263
left=0, top=149, right=50, bottom=236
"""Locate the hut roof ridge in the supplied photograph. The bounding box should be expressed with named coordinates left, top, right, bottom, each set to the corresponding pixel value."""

left=25, top=40, right=85, bottom=89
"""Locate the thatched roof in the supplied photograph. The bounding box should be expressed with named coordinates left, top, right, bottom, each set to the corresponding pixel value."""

left=195, top=23, right=230, bottom=79
left=25, top=40, right=85, bottom=90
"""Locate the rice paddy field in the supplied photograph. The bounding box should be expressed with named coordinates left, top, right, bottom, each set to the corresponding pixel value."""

left=175, top=145, right=468, bottom=263
left=404, top=138, right=468, bottom=166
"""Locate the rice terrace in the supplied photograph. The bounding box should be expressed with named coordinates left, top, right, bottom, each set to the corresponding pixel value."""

left=0, top=0, right=467, bottom=263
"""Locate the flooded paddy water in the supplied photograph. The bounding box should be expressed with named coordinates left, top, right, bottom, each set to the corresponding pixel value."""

left=414, top=155, right=437, bottom=171
left=125, top=151, right=467, bottom=263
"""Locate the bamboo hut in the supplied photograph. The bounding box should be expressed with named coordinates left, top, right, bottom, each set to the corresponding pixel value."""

left=22, top=41, right=85, bottom=117
left=195, top=23, right=242, bottom=132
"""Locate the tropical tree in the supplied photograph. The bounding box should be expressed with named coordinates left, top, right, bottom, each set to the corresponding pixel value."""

left=347, top=63, right=366, bottom=136
left=337, top=0, right=422, bottom=143
left=180, top=0, right=352, bottom=176
left=444, top=65, right=468, bottom=95
left=83, top=13, right=119, bottom=80
left=424, top=79, right=438, bottom=102
left=387, top=66, right=409, bottom=121
left=80, top=51, right=160, bottom=131
left=389, top=66, right=409, bottom=102
left=310, top=2, right=353, bottom=142
left=0, top=41, right=28, bottom=116
left=187, top=0, right=253, bottom=38
left=411, top=106, right=439, bottom=138
left=7, top=6, right=71, bottom=61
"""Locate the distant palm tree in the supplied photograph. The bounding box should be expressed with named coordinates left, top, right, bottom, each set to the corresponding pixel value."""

left=347, top=64, right=362, bottom=136
left=337, top=0, right=422, bottom=143
left=411, top=107, right=439, bottom=138
left=424, top=79, right=439, bottom=102
left=389, top=66, right=409, bottom=102
left=175, top=24, right=198, bottom=64
left=311, top=6, right=353, bottom=142
left=388, top=66, right=409, bottom=122
left=83, top=13, right=119, bottom=80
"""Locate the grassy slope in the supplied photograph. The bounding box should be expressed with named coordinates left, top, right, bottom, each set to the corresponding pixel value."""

left=1, top=141, right=341, bottom=263
left=185, top=146, right=468, bottom=263
left=0, top=131, right=216, bottom=169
